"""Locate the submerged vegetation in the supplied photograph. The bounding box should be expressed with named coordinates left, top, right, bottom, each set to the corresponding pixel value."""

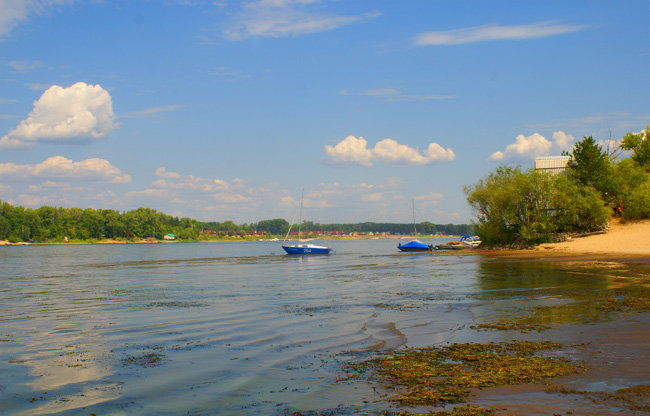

left=472, top=264, right=650, bottom=332
left=348, top=340, right=582, bottom=408
left=465, top=128, right=650, bottom=247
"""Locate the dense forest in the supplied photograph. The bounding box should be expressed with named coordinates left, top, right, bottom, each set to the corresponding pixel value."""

left=465, top=127, right=650, bottom=247
left=0, top=202, right=473, bottom=243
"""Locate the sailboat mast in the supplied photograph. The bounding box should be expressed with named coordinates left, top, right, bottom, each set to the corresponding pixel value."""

left=412, top=198, right=417, bottom=236
left=298, top=188, right=304, bottom=241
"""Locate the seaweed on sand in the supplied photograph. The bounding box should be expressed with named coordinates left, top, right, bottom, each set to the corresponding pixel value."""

left=348, top=340, right=582, bottom=407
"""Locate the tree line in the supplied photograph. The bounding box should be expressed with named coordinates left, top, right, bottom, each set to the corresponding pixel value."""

left=254, top=219, right=473, bottom=236
left=465, top=127, right=650, bottom=247
left=0, top=203, right=473, bottom=243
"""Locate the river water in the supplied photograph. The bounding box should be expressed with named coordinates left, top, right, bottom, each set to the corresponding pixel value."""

left=0, top=239, right=646, bottom=415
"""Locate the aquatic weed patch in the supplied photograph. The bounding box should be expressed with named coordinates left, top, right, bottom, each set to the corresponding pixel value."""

left=469, top=322, right=551, bottom=333
left=385, top=405, right=496, bottom=415
left=349, top=341, right=582, bottom=407
left=546, top=384, right=650, bottom=412
left=120, top=351, right=166, bottom=367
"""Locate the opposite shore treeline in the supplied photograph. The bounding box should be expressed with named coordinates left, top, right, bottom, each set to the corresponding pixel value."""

left=0, top=201, right=473, bottom=243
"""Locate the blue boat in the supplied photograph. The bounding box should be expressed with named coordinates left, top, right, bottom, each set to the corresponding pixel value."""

left=282, top=243, right=332, bottom=255
left=282, top=189, right=332, bottom=255
left=398, top=239, right=433, bottom=252
left=398, top=199, right=433, bottom=252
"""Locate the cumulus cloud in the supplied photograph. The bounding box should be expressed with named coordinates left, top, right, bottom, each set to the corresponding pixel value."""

left=155, top=167, right=181, bottom=180
left=0, top=82, right=118, bottom=149
left=414, top=192, right=444, bottom=205
left=153, top=167, right=230, bottom=192
left=489, top=131, right=574, bottom=161
left=325, top=135, right=455, bottom=166
left=415, top=21, right=587, bottom=46
left=0, top=1, right=75, bottom=39
left=224, top=0, right=378, bottom=40
left=0, top=156, right=131, bottom=183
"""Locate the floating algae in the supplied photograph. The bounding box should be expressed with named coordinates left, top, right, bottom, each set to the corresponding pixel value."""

left=349, top=340, right=582, bottom=408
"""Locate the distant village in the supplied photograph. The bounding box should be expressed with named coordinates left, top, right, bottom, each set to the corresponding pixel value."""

left=200, top=229, right=450, bottom=237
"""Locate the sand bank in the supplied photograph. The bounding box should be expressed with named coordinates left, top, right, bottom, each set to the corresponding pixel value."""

left=490, top=218, right=650, bottom=261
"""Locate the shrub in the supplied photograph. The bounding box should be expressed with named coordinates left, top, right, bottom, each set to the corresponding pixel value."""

left=623, top=182, right=650, bottom=220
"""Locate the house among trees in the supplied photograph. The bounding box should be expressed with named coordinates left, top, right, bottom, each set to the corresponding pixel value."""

left=163, top=233, right=175, bottom=240
left=535, top=156, right=571, bottom=175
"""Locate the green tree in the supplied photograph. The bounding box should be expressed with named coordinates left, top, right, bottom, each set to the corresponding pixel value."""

left=621, top=127, right=650, bottom=169
left=256, top=218, right=290, bottom=235
left=567, top=136, right=614, bottom=200
left=465, top=166, right=609, bottom=246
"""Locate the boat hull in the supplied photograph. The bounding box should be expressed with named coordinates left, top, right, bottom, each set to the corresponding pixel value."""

left=282, top=244, right=332, bottom=255
left=397, top=246, right=433, bottom=252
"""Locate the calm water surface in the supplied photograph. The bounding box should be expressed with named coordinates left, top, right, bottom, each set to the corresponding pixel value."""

left=0, top=239, right=621, bottom=415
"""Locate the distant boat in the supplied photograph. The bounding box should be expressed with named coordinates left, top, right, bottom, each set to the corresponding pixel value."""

left=282, top=189, right=332, bottom=255
left=398, top=198, right=433, bottom=252
left=435, top=235, right=482, bottom=250
left=460, top=235, right=482, bottom=247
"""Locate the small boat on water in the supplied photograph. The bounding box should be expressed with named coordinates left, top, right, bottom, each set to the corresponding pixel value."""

left=282, top=189, right=332, bottom=255
left=398, top=199, right=433, bottom=252
left=282, top=243, right=332, bottom=255
left=398, top=239, right=434, bottom=252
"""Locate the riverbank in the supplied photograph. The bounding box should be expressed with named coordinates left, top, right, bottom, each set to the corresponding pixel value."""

left=490, top=218, right=650, bottom=261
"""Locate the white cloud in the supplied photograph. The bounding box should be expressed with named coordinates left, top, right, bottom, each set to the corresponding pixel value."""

left=415, top=21, right=586, bottom=46
left=120, top=105, right=182, bottom=119
left=213, top=192, right=252, bottom=203
left=126, top=188, right=176, bottom=199
left=0, top=156, right=131, bottom=183
left=360, top=192, right=384, bottom=202
left=360, top=88, right=456, bottom=101
left=155, top=167, right=182, bottom=180
left=7, top=60, right=42, bottom=72
left=0, top=1, right=75, bottom=39
left=0, top=82, right=118, bottom=149
left=325, top=135, right=455, bottom=166
left=414, top=192, right=444, bottom=205
left=224, top=0, right=378, bottom=40
left=489, top=131, right=574, bottom=161
left=152, top=168, right=230, bottom=192
left=324, top=136, right=374, bottom=166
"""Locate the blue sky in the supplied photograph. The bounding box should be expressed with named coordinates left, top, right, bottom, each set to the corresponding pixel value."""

left=0, top=0, right=648, bottom=224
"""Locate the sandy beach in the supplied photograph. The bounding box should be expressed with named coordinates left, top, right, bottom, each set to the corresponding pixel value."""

left=489, top=218, right=650, bottom=261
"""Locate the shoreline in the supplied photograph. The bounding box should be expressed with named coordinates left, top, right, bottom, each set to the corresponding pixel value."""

left=484, top=217, right=650, bottom=262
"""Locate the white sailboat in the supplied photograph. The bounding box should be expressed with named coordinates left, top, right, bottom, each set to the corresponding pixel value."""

left=282, top=190, right=332, bottom=255
left=398, top=199, right=433, bottom=252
